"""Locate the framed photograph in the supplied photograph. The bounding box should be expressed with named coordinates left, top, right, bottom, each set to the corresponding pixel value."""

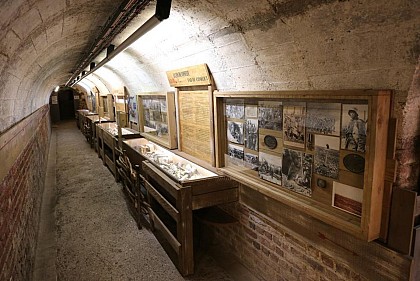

left=282, top=148, right=313, bottom=197
left=244, top=152, right=259, bottom=170
left=245, top=119, right=258, bottom=151
left=228, top=143, right=244, bottom=160
left=332, top=182, right=363, bottom=217
left=128, top=96, right=138, bottom=124
left=283, top=105, right=306, bottom=149
left=226, top=99, right=245, bottom=119
left=258, top=101, right=283, bottom=131
left=341, top=104, right=368, bottom=153
left=227, top=121, right=244, bottom=144
left=306, top=103, right=341, bottom=136
left=245, top=104, right=258, bottom=118
left=314, top=135, right=340, bottom=179
left=259, top=151, right=282, bottom=185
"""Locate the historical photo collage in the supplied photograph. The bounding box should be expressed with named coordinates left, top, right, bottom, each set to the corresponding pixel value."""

left=225, top=99, right=368, bottom=216
left=142, top=96, right=169, bottom=138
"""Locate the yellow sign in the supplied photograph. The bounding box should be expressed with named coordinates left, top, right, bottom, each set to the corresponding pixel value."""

left=166, top=64, right=211, bottom=87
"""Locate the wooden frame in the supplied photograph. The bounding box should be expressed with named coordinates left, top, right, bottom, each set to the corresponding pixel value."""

left=137, top=91, right=177, bottom=149
left=213, top=90, right=391, bottom=241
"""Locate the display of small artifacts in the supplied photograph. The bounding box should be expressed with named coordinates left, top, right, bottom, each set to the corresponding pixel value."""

left=227, top=121, right=244, bottom=144
left=245, top=104, right=258, bottom=118
left=282, top=148, right=313, bottom=197
left=314, top=135, right=340, bottom=179
left=258, top=151, right=282, bottom=185
left=341, top=104, right=368, bottom=153
left=258, top=101, right=283, bottom=131
left=306, top=103, right=341, bottom=136
left=225, top=99, right=245, bottom=119
left=228, top=143, right=244, bottom=160
left=332, top=181, right=363, bottom=217
left=245, top=119, right=258, bottom=151
left=244, top=152, right=259, bottom=170
left=135, top=142, right=217, bottom=181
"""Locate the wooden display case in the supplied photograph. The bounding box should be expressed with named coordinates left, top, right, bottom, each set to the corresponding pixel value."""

left=213, top=90, right=391, bottom=242
left=123, top=138, right=238, bottom=275
left=77, top=110, right=97, bottom=133
left=96, top=123, right=141, bottom=176
left=137, top=92, right=177, bottom=149
left=84, top=115, right=112, bottom=148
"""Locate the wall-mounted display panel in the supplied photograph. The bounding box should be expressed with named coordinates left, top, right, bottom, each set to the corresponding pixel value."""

left=214, top=90, right=391, bottom=241
left=137, top=92, right=177, bottom=149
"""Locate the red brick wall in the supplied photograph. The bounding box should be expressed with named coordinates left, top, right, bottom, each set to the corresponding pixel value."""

left=209, top=202, right=382, bottom=281
left=0, top=106, right=50, bottom=280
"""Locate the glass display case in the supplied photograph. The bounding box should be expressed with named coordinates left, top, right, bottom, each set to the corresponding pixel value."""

left=214, top=90, right=391, bottom=242
left=84, top=115, right=112, bottom=148
left=137, top=92, right=177, bottom=149
left=123, top=137, right=238, bottom=275
left=96, top=122, right=140, bottom=176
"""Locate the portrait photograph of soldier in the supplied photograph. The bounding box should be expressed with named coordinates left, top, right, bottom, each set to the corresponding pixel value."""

left=341, top=104, right=368, bottom=153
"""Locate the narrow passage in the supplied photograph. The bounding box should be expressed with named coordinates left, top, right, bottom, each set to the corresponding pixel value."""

left=52, top=121, right=234, bottom=281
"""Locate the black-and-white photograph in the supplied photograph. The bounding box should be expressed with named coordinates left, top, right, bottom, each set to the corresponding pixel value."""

left=244, top=153, right=259, bottom=171
left=306, top=103, right=341, bottom=136
left=259, top=151, right=282, bottom=185
left=225, top=99, right=245, bottom=119
left=227, top=121, right=244, bottom=144
left=150, top=110, right=161, bottom=122
left=145, top=120, right=156, bottom=129
left=341, top=104, right=368, bottom=153
left=160, top=99, right=167, bottom=112
left=156, top=123, right=168, bottom=137
left=314, top=135, right=340, bottom=179
left=245, top=119, right=258, bottom=151
left=282, top=148, right=313, bottom=197
left=128, top=96, right=138, bottom=123
left=245, top=104, right=258, bottom=118
left=228, top=143, right=244, bottom=160
left=283, top=106, right=305, bottom=148
left=258, top=101, right=283, bottom=131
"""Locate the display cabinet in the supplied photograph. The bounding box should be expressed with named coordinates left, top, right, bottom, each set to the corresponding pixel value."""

left=76, top=109, right=97, bottom=131
left=84, top=115, right=112, bottom=148
left=213, top=90, right=391, bottom=242
left=137, top=92, right=177, bottom=149
left=96, top=123, right=141, bottom=176
left=123, top=138, right=238, bottom=275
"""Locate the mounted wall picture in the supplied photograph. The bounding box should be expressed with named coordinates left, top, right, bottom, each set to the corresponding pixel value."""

left=245, top=104, right=258, bottom=118
left=282, top=148, right=313, bottom=197
left=244, top=152, right=259, bottom=170
left=226, top=99, right=245, bottom=119
left=314, top=135, right=340, bottom=179
left=259, top=151, right=282, bottom=185
left=341, top=104, right=368, bottom=153
left=283, top=105, right=306, bottom=149
left=258, top=101, right=283, bottom=131
left=227, top=121, right=244, bottom=144
left=228, top=143, right=244, bottom=160
left=306, top=103, right=341, bottom=136
left=245, top=119, right=258, bottom=151
left=128, top=96, right=138, bottom=124
left=332, top=181, right=363, bottom=217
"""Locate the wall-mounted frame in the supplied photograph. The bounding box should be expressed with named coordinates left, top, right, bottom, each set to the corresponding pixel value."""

left=213, top=90, right=391, bottom=241
left=137, top=91, right=177, bottom=149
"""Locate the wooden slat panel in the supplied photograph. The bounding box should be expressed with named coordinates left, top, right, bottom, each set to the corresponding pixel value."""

left=177, top=187, right=194, bottom=275
left=190, top=176, right=237, bottom=195
left=379, top=182, right=393, bottom=242
left=192, top=188, right=238, bottom=210
left=385, top=159, right=397, bottom=183
left=142, top=161, right=179, bottom=198
left=145, top=180, right=180, bottom=222
left=388, top=188, right=417, bottom=254
left=386, top=118, right=398, bottom=159
left=241, top=185, right=412, bottom=281
left=149, top=208, right=180, bottom=255
left=416, top=196, right=420, bottom=217
left=411, top=226, right=420, bottom=281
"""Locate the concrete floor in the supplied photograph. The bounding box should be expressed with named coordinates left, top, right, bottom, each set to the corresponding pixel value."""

left=33, top=121, right=259, bottom=281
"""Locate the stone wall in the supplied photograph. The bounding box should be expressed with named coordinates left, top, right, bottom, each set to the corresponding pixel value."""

left=0, top=105, right=50, bottom=280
